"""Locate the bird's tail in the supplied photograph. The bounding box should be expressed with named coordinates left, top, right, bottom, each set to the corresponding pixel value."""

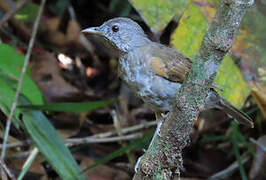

left=206, top=90, right=254, bottom=128
left=218, top=97, right=254, bottom=128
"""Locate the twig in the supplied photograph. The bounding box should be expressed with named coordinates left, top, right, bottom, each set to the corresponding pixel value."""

left=91, top=120, right=156, bottom=138
left=111, top=110, right=125, bottom=137
left=250, top=137, right=266, bottom=152
left=0, top=139, right=31, bottom=149
left=17, top=147, right=39, bottom=180
left=0, top=26, right=28, bottom=48
left=0, top=133, right=142, bottom=148
left=0, top=0, right=30, bottom=26
left=0, top=121, right=156, bottom=149
left=6, top=151, right=31, bottom=160
left=249, top=136, right=266, bottom=179
left=208, top=153, right=250, bottom=179
left=133, top=0, right=254, bottom=179
left=111, top=110, right=136, bottom=166
left=0, top=158, right=16, bottom=180
left=65, top=133, right=143, bottom=146
left=0, top=0, right=31, bottom=42
left=68, top=5, right=102, bottom=67
left=1, top=0, right=46, bottom=159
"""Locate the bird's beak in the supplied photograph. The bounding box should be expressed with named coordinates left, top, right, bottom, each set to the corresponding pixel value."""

left=82, top=27, right=102, bottom=35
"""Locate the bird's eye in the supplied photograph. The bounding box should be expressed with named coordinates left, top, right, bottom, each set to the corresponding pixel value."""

left=112, top=25, right=119, bottom=32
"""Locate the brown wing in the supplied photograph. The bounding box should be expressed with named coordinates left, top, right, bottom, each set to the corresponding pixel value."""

left=150, top=43, right=192, bottom=83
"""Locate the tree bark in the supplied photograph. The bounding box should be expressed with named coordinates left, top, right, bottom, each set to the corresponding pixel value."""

left=133, top=0, right=253, bottom=179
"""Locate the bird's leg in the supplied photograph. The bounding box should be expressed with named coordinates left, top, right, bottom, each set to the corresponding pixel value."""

left=134, top=155, right=143, bottom=172
left=155, top=111, right=169, bottom=121
left=155, top=111, right=168, bottom=138
left=155, top=111, right=162, bottom=121
left=134, top=112, right=166, bottom=172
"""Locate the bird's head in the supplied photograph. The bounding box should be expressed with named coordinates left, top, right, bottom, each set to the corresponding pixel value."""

left=82, top=18, right=150, bottom=53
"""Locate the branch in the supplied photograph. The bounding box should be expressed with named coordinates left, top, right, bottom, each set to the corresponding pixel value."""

left=0, top=0, right=31, bottom=42
left=65, top=133, right=143, bottom=146
left=0, top=0, right=30, bottom=26
left=0, top=158, right=16, bottom=180
left=0, top=121, right=156, bottom=149
left=133, top=0, right=253, bottom=179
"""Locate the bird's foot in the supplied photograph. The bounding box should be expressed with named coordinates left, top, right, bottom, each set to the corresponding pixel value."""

left=134, top=155, right=143, bottom=172
left=161, top=112, right=169, bottom=119
left=156, top=112, right=168, bottom=137
left=156, top=119, right=163, bottom=137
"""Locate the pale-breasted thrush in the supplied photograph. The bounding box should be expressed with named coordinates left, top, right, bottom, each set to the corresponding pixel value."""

left=82, top=17, right=253, bottom=128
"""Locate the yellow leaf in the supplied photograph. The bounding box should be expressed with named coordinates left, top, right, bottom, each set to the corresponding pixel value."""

left=171, top=3, right=250, bottom=108
left=250, top=81, right=266, bottom=118
left=214, top=55, right=250, bottom=108
left=172, top=4, right=207, bottom=59
left=130, top=0, right=189, bottom=31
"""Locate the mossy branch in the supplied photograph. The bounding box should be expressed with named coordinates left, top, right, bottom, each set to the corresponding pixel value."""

left=133, top=0, right=253, bottom=179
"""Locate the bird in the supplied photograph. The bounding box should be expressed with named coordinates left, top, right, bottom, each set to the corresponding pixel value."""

left=82, top=17, right=253, bottom=128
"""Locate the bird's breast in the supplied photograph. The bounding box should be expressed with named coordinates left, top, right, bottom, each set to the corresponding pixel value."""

left=118, top=51, right=181, bottom=111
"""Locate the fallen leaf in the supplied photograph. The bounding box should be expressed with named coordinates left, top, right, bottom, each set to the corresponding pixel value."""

left=30, top=51, right=86, bottom=102
left=79, top=156, right=130, bottom=180
left=7, top=153, right=47, bottom=179
left=250, top=81, right=266, bottom=118
left=40, top=17, right=82, bottom=47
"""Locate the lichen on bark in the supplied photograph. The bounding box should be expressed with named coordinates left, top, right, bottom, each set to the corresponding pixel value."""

left=133, top=0, right=254, bottom=179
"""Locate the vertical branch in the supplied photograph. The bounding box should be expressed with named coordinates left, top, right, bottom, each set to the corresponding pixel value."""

left=133, top=0, right=253, bottom=179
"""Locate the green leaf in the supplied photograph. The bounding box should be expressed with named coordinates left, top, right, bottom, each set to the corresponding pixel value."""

left=15, top=2, right=39, bottom=23
left=48, top=0, right=69, bottom=16
left=201, top=135, right=230, bottom=144
left=109, top=0, right=131, bottom=17
left=19, top=99, right=116, bottom=113
left=0, top=72, right=24, bottom=128
left=17, top=148, right=39, bottom=180
left=0, top=44, right=43, bottom=105
left=21, top=99, right=85, bottom=180
left=83, top=131, right=153, bottom=171
left=234, top=123, right=255, bottom=156
left=0, top=11, right=3, bottom=18
left=172, top=3, right=207, bottom=59
left=0, top=65, right=85, bottom=179
left=214, top=55, right=251, bottom=108
left=171, top=3, right=250, bottom=108
left=232, top=122, right=248, bottom=180
left=130, top=0, right=188, bottom=31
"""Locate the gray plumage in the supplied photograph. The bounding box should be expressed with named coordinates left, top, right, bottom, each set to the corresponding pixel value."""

left=82, top=17, right=254, bottom=128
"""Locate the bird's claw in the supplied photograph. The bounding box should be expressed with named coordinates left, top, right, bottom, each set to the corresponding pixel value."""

left=156, top=119, right=163, bottom=137
left=134, top=155, right=143, bottom=172
left=161, top=112, right=168, bottom=119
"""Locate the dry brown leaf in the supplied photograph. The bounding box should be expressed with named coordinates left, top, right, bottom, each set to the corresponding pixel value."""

left=52, top=113, right=82, bottom=139
left=40, top=17, right=82, bottom=47
left=79, top=156, right=130, bottom=180
left=250, top=81, right=266, bottom=118
left=258, top=67, right=266, bottom=85
left=7, top=153, right=47, bottom=179
left=30, top=51, right=86, bottom=102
